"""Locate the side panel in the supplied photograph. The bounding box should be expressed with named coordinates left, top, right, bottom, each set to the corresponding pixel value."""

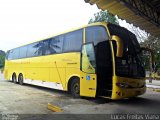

left=25, top=57, right=50, bottom=81
left=65, top=53, right=81, bottom=91
left=35, top=56, right=50, bottom=81
left=23, top=79, right=63, bottom=90
left=5, top=53, right=82, bottom=92
left=80, top=72, right=97, bottom=97
left=50, top=54, right=66, bottom=90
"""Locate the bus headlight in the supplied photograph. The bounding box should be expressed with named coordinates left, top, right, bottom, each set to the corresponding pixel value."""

left=116, top=83, right=129, bottom=88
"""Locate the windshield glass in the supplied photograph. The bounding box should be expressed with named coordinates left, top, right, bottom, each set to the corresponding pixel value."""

left=108, top=24, right=145, bottom=78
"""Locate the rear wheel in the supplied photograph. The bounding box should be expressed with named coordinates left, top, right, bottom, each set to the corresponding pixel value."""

left=12, top=73, right=17, bottom=83
left=18, top=74, right=23, bottom=85
left=70, top=78, right=80, bottom=98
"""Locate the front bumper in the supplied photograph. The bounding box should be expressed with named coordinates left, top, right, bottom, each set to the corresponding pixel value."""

left=111, top=76, right=146, bottom=100
left=111, top=86, right=146, bottom=100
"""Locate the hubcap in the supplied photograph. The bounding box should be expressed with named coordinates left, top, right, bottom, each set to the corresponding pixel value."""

left=20, top=76, right=22, bottom=81
left=74, top=83, right=79, bottom=94
left=19, top=75, right=23, bottom=84
left=13, top=76, right=16, bottom=82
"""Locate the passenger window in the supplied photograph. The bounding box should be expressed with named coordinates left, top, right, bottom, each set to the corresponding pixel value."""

left=63, top=29, right=83, bottom=52
left=86, top=26, right=108, bottom=45
left=49, top=36, right=64, bottom=54
left=36, top=40, right=50, bottom=56
left=19, top=46, right=28, bottom=58
left=7, top=50, right=13, bottom=60
left=10, top=48, right=19, bottom=59
left=27, top=42, right=39, bottom=57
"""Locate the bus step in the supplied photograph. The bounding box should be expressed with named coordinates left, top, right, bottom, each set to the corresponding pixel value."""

left=102, top=89, right=112, bottom=97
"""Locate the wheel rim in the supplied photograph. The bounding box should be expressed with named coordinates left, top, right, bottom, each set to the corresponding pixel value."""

left=13, top=75, right=16, bottom=82
left=19, top=75, right=23, bottom=84
left=73, top=83, right=79, bottom=94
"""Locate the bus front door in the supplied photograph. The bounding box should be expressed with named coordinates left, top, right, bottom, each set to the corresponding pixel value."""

left=80, top=43, right=97, bottom=97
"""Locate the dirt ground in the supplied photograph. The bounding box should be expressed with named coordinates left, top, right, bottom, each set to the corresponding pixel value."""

left=0, top=73, right=160, bottom=119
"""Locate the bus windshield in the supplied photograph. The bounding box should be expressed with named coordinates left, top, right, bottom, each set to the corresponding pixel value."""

left=108, top=24, right=145, bottom=78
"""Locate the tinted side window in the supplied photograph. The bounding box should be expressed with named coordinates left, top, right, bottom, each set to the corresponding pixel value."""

left=7, top=50, right=13, bottom=60
left=49, top=36, right=64, bottom=54
left=36, top=40, right=50, bottom=56
left=19, top=46, right=28, bottom=58
left=27, top=42, right=39, bottom=57
left=11, top=48, right=19, bottom=59
left=86, top=26, right=108, bottom=45
left=63, top=29, right=83, bottom=52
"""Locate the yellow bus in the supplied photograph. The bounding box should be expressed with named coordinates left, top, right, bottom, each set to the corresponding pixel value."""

left=4, top=22, right=146, bottom=99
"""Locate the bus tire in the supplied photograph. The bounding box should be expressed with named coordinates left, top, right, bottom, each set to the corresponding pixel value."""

left=12, top=73, right=17, bottom=83
left=18, top=74, right=23, bottom=85
left=70, top=78, right=80, bottom=98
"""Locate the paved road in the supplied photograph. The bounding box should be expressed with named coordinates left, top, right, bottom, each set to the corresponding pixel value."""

left=0, top=73, right=160, bottom=119
left=146, top=79, right=160, bottom=85
left=146, top=79, right=160, bottom=88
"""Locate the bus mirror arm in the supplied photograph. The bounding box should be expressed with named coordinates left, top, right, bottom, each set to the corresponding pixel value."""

left=110, top=35, right=123, bottom=57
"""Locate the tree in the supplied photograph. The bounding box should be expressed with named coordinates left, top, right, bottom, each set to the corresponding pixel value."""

left=126, top=23, right=149, bottom=43
left=0, top=52, right=5, bottom=69
left=140, top=36, right=160, bottom=70
left=88, top=10, right=119, bottom=25
left=89, top=10, right=160, bottom=71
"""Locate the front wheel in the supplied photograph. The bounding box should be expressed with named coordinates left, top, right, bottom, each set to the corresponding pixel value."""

left=71, top=78, right=80, bottom=98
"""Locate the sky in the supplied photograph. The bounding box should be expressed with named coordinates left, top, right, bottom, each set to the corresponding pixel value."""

left=0, top=0, right=100, bottom=51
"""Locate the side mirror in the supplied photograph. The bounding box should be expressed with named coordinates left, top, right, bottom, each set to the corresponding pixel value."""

left=111, top=35, right=123, bottom=57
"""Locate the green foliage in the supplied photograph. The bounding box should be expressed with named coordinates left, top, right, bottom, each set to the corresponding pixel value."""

left=88, top=10, right=119, bottom=25
left=156, top=52, right=160, bottom=69
left=140, top=36, right=160, bottom=70
left=142, top=53, right=150, bottom=70
left=0, top=54, right=5, bottom=69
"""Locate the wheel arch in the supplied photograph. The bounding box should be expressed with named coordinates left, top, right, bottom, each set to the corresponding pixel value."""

left=67, top=75, right=80, bottom=93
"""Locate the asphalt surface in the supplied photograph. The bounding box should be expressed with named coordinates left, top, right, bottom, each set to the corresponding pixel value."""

left=0, top=73, right=160, bottom=119
left=146, top=79, right=160, bottom=89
